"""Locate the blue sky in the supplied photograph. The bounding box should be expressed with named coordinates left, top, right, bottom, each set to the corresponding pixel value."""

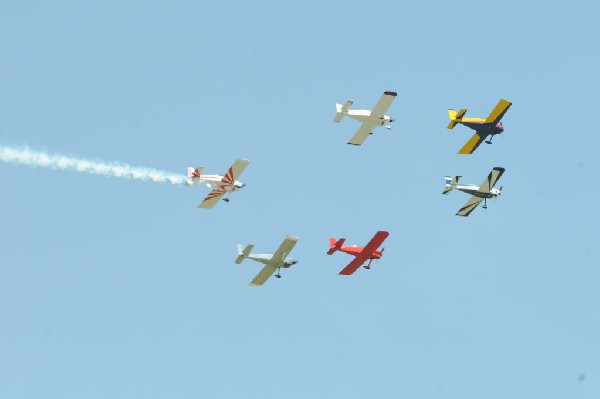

left=1, top=1, right=599, bottom=398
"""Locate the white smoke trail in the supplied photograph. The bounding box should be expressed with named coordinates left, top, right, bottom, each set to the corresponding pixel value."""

left=0, top=145, right=187, bottom=185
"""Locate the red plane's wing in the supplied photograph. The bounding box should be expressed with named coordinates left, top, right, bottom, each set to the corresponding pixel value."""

left=338, top=231, right=389, bottom=275
left=360, top=231, right=389, bottom=257
left=339, top=255, right=369, bottom=276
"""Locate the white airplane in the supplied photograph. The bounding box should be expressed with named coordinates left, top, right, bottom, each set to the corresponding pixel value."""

left=443, top=167, right=505, bottom=217
left=185, top=159, right=249, bottom=209
left=333, top=91, right=397, bottom=145
left=235, top=235, right=299, bottom=286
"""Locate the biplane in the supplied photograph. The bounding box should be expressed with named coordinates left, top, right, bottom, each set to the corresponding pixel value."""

left=185, top=159, right=249, bottom=209
left=443, top=167, right=505, bottom=216
left=333, top=91, right=397, bottom=145
left=327, top=231, right=389, bottom=275
left=235, top=235, right=299, bottom=286
left=447, top=99, right=512, bottom=154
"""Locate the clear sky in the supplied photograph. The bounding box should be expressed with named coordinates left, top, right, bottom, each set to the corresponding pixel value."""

left=1, top=1, right=599, bottom=398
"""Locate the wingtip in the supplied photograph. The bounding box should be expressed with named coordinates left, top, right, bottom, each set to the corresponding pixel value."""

left=384, top=91, right=397, bottom=96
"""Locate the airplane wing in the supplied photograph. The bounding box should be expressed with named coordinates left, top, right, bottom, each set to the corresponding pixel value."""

left=478, top=167, right=505, bottom=194
left=370, top=91, right=397, bottom=117
left=339, top=231, right=389, bottom=275
left=249, top=236, right=298, bottom=286
left=197, top=159, right=249, bottom=209
left=198, top=187, right=227, bottom=209
left=484, top=99, right=512, bottom=124
left=457, top=132, right=487, bottom=154
left=219, top=158, right=249, bottom=187
left=347, top=123, right=376, bottom=146
left=270, top=235, right=299, bottom=265
left=456, top=195, right=484, bottom=217
left=248, top=263, right=279, bottom=286
left=338, top=255, right=368, bottom=276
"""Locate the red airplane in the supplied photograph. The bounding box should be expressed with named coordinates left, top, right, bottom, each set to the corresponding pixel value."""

left=327, top=231, right=390, bottom=275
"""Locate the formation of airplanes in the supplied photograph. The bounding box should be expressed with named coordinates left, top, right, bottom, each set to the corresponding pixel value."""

left=183, top=94, right=512, bottom=285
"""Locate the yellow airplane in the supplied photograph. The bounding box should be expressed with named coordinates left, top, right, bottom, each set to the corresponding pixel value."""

left=447, top=99, right=512, bottom=154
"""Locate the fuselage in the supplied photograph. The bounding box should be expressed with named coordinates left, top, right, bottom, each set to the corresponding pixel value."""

left=346, top=110, right=393, bottom=127
left=247, top=253, right=297, bottom=268
left=456, top=184, right=501, bottom=199
left=186, top=175, right=245, bottom=191
left=339, top=246, right=383, bottom=259
left=459, top=118, right=505, bottom=136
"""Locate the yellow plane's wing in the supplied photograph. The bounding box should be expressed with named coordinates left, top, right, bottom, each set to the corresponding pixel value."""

left=457, top=132, right=487, bottom=154
left=484, top=99, right=512, bottom=124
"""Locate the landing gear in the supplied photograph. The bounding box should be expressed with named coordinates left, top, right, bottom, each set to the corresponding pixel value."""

left=363, top=259, right=373, bottom=270
left=222, top=198, right=230, bottom=202
left=485, top=135, right=494, bottom=145
left=482, top=198, right=488, bottom=209
left=275, top=268, right=282, bottom=278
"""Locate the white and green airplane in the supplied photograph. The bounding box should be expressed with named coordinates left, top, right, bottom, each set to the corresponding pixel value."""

left=333, top=91, right=397, bottom=146
left=235, top=235, right=299, bottom=286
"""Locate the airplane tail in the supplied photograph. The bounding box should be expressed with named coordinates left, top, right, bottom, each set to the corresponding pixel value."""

left=184, top=166, right=204, bottom=186
left=235, top=244, right=254, bottom=264
left=333, top=101, right=353, bottom=122
left=447, top=108, right=467, bottom=129
left=442, top=176, right=461, bottom=195
left=187, top=166, right=203, bottom=178
left=327, top=238, right=346, bottom=255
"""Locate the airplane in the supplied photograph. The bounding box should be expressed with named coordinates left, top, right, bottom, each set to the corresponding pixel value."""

left=443, top=167, right=505, bottom=217
left=447, top=99, right=512, bottom=154
left=333, top=91, right=397, bottom=145
left=235, top=235, right=299, bottom=286
left=185, top=159, right=249, bottom=209
left=327, top=231, right=389, bottom=275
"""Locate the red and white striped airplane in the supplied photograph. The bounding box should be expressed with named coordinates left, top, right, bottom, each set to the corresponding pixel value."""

left=185, top=159, right=249, bottom=209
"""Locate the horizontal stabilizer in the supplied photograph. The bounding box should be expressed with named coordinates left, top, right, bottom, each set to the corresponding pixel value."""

left=327, top=238, right=346, bottom=255
left=447, top=109, right=467, bottom=129
left=235, top=244, right=254, bottom=264
left=442, top=176, right=461, bottom=194
left=333, top=101, right=353, bottom=122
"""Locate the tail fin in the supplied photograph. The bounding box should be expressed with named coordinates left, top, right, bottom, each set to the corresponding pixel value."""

left=447, top=108, right=467, bottom=129
left=326, top=238, right=346, bottom=255
left=235, top=244, right=254, bottom=264
left=187, top=166, right=203, bottom=178
left=333, top=101, right=353, bottom=122
left=442, top=176, right=461, bottom=194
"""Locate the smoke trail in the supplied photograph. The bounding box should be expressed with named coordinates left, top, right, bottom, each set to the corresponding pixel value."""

left=0, top=145, right=187, bottom=185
